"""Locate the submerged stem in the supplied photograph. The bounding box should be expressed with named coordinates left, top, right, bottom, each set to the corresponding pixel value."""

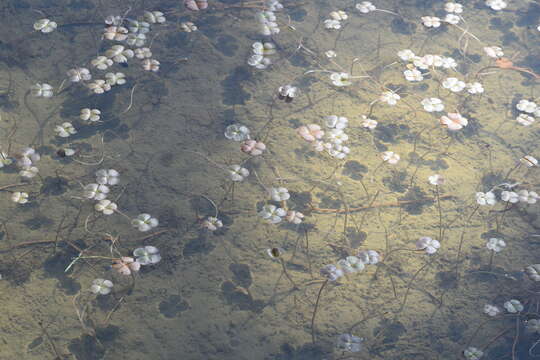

left=311, top=279, right=329, bottom=343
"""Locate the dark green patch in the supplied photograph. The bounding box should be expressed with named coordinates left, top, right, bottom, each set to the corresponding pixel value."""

left=159, top=152, right=175, bottom=167
left=43, top=251, right=81, bottom=294
left=346, top=227, right=367, bottom=248
left=0, top=260, right=31, bottom=286
left=373, top=318, right=406, bottom=346
left=289, top=7, right=307, bottom=22
left=342, top=160, right=368, bottom=180
left=214, top=35, right=239, bottom=57
left=274, top=342, right=327, bottom=360
left=291, top=191, right=312, bottom=210
left=96, top=325, right=120, bottom=343
left=489, top=18, right=513, bottom=32
left=436, top=271, right=458, bottom=289
left=221, top=66, right=251, bottom=105
left=408, top=152, right=449, bottom=171
left=501, top=32, right=519, bottom=47
left=219, top=108, right=237, bottom=127
left=374, top=124, right=412, bottom=144
left=390, top=17, right=416, bottom=35
left=164, top=31, right=191, bottom=50
left=221, top=280, right=264, bottom=312
left=317, top=194, right=341, bottom=209
left=23, top=215, right=54, bottom=230
left=383, top=170, right=408, bottom=193
left=288, top=53, right=310, bottom=68
left=448, top=321, right=467, bottom=342
left=68, top=335, right=105, bottom=360
left=515, top=3, right=540, bottom=27
left=229, top=263, right=252, bottom=288
left=159, top=294, right=189, bottom=318
left=27, top=336, right=43, bottom=350
left=40, top=176, right=69, bottom=195
left=68, top=0, right=95, bottom=9
left=521, top=54, right=540, bottom=75
left=183, top=234, right=216, bottom=257
left=398, top=186, right=433, bottom=214
left=480, top=172, right=504, bottom=191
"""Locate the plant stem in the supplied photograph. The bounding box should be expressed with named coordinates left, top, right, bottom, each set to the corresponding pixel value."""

left=488, top=251, right=495, bottom=271
left=311, top=279, right=329, bottom=343
left=436, top=185, right=443, bottom=242
left=279, top=258, right=298, bottom=289
left=396, top=261, right=430, bottom=317
left=455, top=204, right=480, bottom=281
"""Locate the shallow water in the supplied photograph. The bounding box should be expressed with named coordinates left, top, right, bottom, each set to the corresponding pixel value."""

left=0, top=0, right=539, bottom=359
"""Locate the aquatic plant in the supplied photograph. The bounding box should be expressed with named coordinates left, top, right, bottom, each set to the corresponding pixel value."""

left=131, top=214, right=159, bottom=232
left=329, top=72, right=351, bottom=87
left=297, top=124, right=324, bottom=142
left=11, top=191, right=29, bottom=204
left=225, top=124, right=250, bottom=141
left=228, top=165, right=250, bottom=182
left=180, top=22, right=198, bottom=32
left=269, top=187, right=290, bottom=202
left=133, top=246, right=161, bottom=265
left=463, top=346, right=483, bottom=360
left=103, top=26, right=128, bottom=41
left=324, top=11, right=347, bottom=30
left=112, top=257, right=141, bottom=275
left=142, top=59, right=160, bottom=72
left=30, top=83, right=53, bottom=98
left=439, top=112, right=468, bottom=130
left=90, top=279, right=113, bottom=295
left=80, top=108, right=101, bottom=122
left=67, top=68, right=92, bottom=82
left=379, top=91, right=400, bottom=105
left=483, top=304, right=501, bottom=317
left=445, top=2, right=463, bottom=14
left=95, top=199, right=118, bottom=215
left=361, top=115, right=377, bottom=129
left=105, top=72, right=126, bottom=86
left=201, top=216, right=223, bottom=232
left=421, top=16, right=441, bottom=28
left=336, top=333, right=363, bottom=352
left=83, top=184, right=110, bottom=201
left=54, top=122, right=77, bottom=138
left=381, top=151, right=400, bottom=165
left=320, top=264, right=344, bottom=281
left=416, top=236, right=440, bottom=254
left=500, top=190, right=519, bottom=203
left=524, top=264, right=540, bottom=282
left=485, top=0, right=507, bottom=11
left=185, top=0, right=208, bottom=11
left=240, top=140, right=266, bottom=156
left=33, top=18, right=57, bottom=33
left=503, top=299, right=523, bottom=313
left=259, top=204, right=286, bottom=224
left=517, top=113, right=536, bottom=127
left=520, top=155, right=538, bottom=167
left=135, top=47, right=152, bottom=59
left=96, top=169, right=120, bottom=185
left=337, top=256, right=365, bottom=273
left=442, top=77, right=466, bottom=92
left=19, top=166, right=39, bottom=179
left=278, top=85, right=297, bottom=102
left=88, top=79, right=111, bottom=94
left=285, top=210, right=304, bottom=224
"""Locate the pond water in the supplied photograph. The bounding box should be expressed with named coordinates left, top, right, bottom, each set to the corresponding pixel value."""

left=0, top=0, right=539, bottom=359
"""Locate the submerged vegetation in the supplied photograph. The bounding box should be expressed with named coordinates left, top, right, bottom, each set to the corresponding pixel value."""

left=0, top=0, right=539, bottom=359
